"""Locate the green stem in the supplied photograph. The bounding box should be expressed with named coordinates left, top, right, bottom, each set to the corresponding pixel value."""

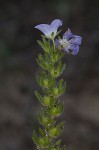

left=52, top=38, right=55, bottom=50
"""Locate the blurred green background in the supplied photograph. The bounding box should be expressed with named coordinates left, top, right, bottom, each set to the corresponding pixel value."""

left=0, top=0, right=99, bottom=150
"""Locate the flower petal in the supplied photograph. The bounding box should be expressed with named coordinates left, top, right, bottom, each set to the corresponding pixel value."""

left=70, top=44, right=79, bottom=55
left=55, top=39, right=60, bottom=48
left=50, top=19, right=62, bottom=34
left=62, top=47, right=70, bottom=54
left=51, top=19, right=62, bottom=29
left=63, top=28, right=73, bottom=40
left=70, top=35, right=82, bottom=45
left=34, top=24, right=52, bottom=37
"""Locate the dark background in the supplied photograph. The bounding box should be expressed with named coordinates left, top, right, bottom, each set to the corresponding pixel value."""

left=0, top=0, right=99, bottom=150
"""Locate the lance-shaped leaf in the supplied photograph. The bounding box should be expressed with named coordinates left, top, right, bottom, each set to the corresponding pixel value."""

left=37, top=40, right=45, bottom=51
left=37, top=54, right=48, bottom=70
left=56, top=121, right=65, bottom=130
left=55, top=139, right=62, bottom=146
left=38, top=112, right=43, bottom=125
left=52, top=79, right=66, bottom=98
left=42, top=36, right=50, bottom=53
left=39, top=128, right=45, bottom=137
left=32, top=131, right=39, bottom=145
left=35, top=91, right=43, bottom=104
left=55, top=61, right=66, bottom=78
left=58, top=80, right=66, bottom=96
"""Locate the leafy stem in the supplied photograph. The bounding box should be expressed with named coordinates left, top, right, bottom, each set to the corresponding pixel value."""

left=33, top=36, right=66, bottom=150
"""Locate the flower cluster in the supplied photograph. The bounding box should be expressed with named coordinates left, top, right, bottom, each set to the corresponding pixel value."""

left=35, top=19, right=82, bottom=55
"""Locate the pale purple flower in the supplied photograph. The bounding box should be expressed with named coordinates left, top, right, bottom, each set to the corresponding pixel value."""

left=34, top=19, right=62, bottom=39
left=57, top=28, right=82, bottom=55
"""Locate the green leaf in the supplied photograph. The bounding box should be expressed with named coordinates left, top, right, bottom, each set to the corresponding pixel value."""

left=32, top=131, right=39, bottom=145
left=57, top=79, right=64, bottom=87
left=50, top=61, right=66, bottom=78
left=49, top=102, right=64, bottom=118
left=36, top=75, right=43, bottom=88
left=52, top=79, right=66, bottom=98
left=37, top=40, right=45, bottom=50
left=36, top=58, right=47, bottom=70
left=58, top=63, right=66, bottom=76
left=39, top=128, right=45, bottom=137
left=58, top=81, right=66, bottom=95
left=38, top=112, right=42, bottom=124
left=57, top=121, right=65, bottom=129
left=37, top=54, right=48, bottom=69
left=38, top=136, right=50, bottom=148
left=38, top=36, right=50, bottom=53
left=55, top=139, right=62, bottom=146
left=35, top=91, right=43, bottom=103
left=60, top=102, right=64, bottom=114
